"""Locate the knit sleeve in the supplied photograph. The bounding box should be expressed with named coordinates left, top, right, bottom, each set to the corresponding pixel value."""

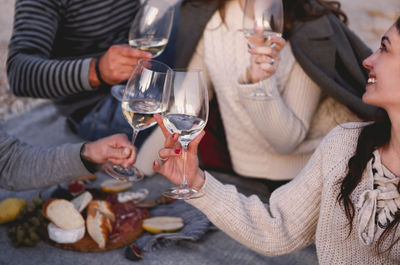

left=188, top=123, right=361, bottom=256
left=237, top=61, right=322, bottom=154
left=6, top=0, right=93, bottom=99
left=188, top=128, right=334, bottom=256
left=0, top=129, right=92, bottom=191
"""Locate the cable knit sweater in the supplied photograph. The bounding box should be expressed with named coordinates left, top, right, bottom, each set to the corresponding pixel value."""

left=136, top=0, right=358, bottom=178
left=188, top=122, right=400, bottom=264
left=186, top=0, right=359, bottom=179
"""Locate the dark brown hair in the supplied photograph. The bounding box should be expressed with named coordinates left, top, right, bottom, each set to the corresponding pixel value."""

left=282, top=0, right=347, bottom=37
left=185, top=0, right=347, bottom=38
left=338, top=16, right=400, bottom=254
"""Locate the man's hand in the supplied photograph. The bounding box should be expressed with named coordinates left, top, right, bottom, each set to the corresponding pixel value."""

left=89, top=44, right=152, bottom=87
left=82, top=134, right=136, bottom=168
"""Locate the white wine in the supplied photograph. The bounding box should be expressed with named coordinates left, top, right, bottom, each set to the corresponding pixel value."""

left=243, top=29, right=281, bottom=49
left=122, top=99, right=163, bottom=130
left=129, top=38, right=168, bottom=57
left=163, top=113, right=206, bottom=146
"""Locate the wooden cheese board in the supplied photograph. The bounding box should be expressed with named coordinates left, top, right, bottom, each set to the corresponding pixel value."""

left=39, top=187, right=150, bottom=252
left=39, top=211, right=148, bottom=252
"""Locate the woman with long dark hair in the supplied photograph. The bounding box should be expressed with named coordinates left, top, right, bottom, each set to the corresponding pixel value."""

left=153, top=17, right=400, bottom=264
left=138, top=0, right=376, bottom=193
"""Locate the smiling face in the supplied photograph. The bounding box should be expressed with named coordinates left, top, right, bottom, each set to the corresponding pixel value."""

left=362, top=23, right=400, bottom=112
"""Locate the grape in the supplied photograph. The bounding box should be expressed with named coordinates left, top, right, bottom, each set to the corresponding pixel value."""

left=6, top=196, right=48, bottom=248
left=29, top=230, right=40, bottom=242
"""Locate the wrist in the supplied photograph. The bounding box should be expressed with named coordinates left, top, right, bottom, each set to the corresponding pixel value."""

left=94, top=56, right=111, bottom=87
left=89, top=58, right=101, bottom=87
left=80, top=143, right=98, bottom=173
left=191, top=169, right=206, bottom=191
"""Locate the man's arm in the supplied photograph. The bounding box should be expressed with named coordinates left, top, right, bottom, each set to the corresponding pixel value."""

left=6, top=0, right=95, bottom=99
left=0, top=129, right=136, bottom=191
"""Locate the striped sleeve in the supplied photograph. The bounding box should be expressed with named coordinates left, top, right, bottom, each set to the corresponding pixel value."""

left=6, top=0, right=93, bottom=99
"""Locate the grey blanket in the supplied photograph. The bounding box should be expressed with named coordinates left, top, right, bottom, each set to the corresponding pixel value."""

left=136, top=200, right=214, bottom=252
left=0, top=102, right=318, bottom=265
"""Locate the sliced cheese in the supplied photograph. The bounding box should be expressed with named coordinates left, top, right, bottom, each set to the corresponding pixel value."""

left=117, top=189, right=149, bottom=203
left=48, top=222, right=85, bottom=244
left=71, top=191, right=93, bottom=212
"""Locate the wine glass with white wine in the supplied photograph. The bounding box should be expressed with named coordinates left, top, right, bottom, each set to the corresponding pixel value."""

left=103, top=59, right=172, bottom=181
left=162, top=69, right=209, bottom=199
left=242, top=0, right=283, bottom=99
left=111, top=0, right=175, bottom=100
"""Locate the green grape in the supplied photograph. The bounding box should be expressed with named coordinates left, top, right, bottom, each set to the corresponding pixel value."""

left=23, top=238, right=35, bottom=247
left=32, top=197, right=44, bottom=207
left=26, top=204, right=35, bottom=214
left=7, top=226, right=16, bottom=237
left=12, top=239, right=21, bottom=248
left=29, top=230, right=40, bottom=242
left=16, top=227, right=25, bottom=242
left=22, top=222, right=31, bottom=230
left=29, top=217, right=40, bottom=227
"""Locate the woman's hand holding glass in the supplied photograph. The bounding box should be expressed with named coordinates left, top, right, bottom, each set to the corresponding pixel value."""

left=153, top=114, right=206, bottom=192
left=246, top=36, right=286, bottom=83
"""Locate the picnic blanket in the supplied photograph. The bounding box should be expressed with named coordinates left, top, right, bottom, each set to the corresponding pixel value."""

left=0, top=101, right=318, bottom=265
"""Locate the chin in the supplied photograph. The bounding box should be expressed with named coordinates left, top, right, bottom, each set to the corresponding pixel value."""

left=362, top=93, right=378, bottom=107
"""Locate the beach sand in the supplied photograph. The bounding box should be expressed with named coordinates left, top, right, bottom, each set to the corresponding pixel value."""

left=0, top=0, right=399, bottom=120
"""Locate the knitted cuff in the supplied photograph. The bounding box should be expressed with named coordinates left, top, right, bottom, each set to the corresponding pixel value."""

left=80, top=143, right=99, bottom=173
left=95, top=56, right=111, bottom=86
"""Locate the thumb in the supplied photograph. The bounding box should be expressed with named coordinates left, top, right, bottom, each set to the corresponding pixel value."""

left=107, top=146, right=132, bottom=160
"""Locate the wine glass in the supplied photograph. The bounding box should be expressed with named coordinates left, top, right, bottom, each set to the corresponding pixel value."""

left=242, top=0, right=284, bottom=99
left=162, top=69, right=209, bottom=200
left=111, top=0, right=175, bottom=101
left=103, top=59, right=172, bottom=181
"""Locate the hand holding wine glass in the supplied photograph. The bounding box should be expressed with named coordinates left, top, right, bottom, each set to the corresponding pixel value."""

left=153, top=114, right=206, bottom=192
left=158, top=69, right=209, bottom=199
left=242, top=0, right=284, bottom=98
left=111, top=0, right=175, bottom=100
left=102, top=59, right=172, bottom=182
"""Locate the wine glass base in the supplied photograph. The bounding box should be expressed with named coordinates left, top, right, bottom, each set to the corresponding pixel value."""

left=102, top=162, right=144, bottom=182
left=110, top=85, right=125, bottom=101
left=163, top=187, right=203, bottom=200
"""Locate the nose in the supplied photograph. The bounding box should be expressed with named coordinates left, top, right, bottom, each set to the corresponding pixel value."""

left=362, top=52, right=376, bottom=71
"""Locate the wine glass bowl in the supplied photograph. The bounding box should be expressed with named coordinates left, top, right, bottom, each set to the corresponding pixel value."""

left=103, top=59, right=172, bottom=182
left=111, top=0, right=174, bottom=101
left=128, top=0, right=174, bottom=57
left=162, top=69, right=209, bottom=199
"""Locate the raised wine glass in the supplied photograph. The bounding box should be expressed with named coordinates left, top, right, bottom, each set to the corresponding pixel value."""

left=242, top=0, right=284, bottom=99
left=103, top=59, right=172, bottom=181
left=162, top=69, right=209, bottom=199
left=111, top=0, right=175, bottom=101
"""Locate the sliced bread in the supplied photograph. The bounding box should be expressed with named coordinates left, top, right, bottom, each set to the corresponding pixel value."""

left=43, top=198, right=84, bottom=230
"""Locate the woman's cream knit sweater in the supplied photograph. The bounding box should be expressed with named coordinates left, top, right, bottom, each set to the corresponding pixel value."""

left=136, top=0, right=358, bottom=179
left=188, top=122, right=400, bottom=265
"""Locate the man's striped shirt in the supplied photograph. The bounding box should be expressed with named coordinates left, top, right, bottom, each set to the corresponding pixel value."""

left=7, top=0, right=139, bottom=115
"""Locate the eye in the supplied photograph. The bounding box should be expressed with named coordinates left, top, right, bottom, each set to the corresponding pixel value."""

left=379, top=43, right=387, bottom=52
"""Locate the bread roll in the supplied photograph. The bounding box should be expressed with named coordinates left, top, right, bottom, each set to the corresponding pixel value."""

left=43, top=199, right=84, bottom=230
left=86, top=208, right=109, bottom=248
left=88, top=200, right=115, bottom=221
left=86, top=200, right=115, bottom=248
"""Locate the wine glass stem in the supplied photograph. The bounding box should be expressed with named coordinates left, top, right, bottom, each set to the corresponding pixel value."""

left=131, top=129, right=138, bottom=145
left=180, top=145, right=189, bottom=189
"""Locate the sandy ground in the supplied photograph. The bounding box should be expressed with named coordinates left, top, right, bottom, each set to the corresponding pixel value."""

left=0, top=0, right=399, bottom=120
